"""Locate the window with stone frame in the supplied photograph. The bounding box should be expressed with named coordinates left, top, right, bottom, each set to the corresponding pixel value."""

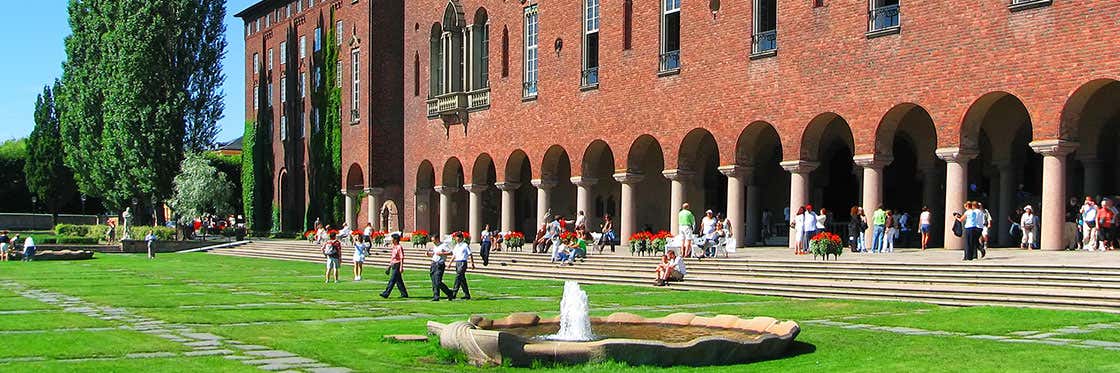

left=752, top=0, right=777, bottom=55
left=869, top=0, right=900, bottom=32
left=659, top=0, right=680, bottom=72
left=523, top=5, right=539, bottom=97
left=582, top=0, right=600, bottom=87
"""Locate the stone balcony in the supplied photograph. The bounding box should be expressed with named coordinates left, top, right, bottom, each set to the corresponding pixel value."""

left=427, top=89, right=490, bottom=124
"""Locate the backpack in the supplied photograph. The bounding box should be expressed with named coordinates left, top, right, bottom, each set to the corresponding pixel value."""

left=952, top=220, right=963, bottom=237
left=323, top=241, right=338, bottom=256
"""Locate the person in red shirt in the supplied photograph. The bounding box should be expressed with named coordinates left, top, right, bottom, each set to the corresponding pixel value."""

left=1098, top=199, right=1116, bottom=251
left=380, top=234, right=409, bottom=298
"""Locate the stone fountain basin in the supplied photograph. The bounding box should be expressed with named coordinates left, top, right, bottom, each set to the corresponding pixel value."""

left=427, top=312, right=800, bottom=367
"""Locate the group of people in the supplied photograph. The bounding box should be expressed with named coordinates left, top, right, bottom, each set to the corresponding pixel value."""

left=1072, top=196, right=1120, bottom=251
left=788, top=205, right=835, bottom=255
left=676, top=204, right=734, bottom=259
left=0, top=231, right=36, bottom=262
left=531, top=211, right=612, bottom=265
left=843, top=206, right=930, bottom=254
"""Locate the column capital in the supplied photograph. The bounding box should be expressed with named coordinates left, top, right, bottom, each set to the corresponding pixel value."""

left=661, top=169, right=694, bottom=181
left=494, top=181, right=521, bottom=191
left=530, top=178, right=558, bottom=190
left=340, top=189, right=361, bottom=196
left=852, top=154, right=894, bottom=169
left=717, top=165, right=754, bottom=178
left=613, top=172, right=645, bottom=184
left=363, top=187, right=384, bottom=196
left=433, top=186, right=460, bottom=195
left=1030, top=139, right=1079, bottom=157
left=570, top=176, right=598, bottom=187
left=935, top=147, right=979, bottom=163
left=779, top=160, right=819, bottom=173
left=463, top=184, right=489, bottom=194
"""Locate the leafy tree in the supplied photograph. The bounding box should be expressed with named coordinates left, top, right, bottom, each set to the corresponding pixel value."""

left=25, top=80, right=78, bottom=224
left=58, top=0, right=227, bottom=215
left=242, top=35, right=275, bottom=232
left=203, top=152, right=241, bottom=214
left=306, top=11, right=344, bottom=228
left=169, top=153, right=234, bottom=224
left=0, top=140, right=32, bottom=213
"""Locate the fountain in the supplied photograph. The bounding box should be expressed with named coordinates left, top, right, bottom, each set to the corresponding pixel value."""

left=427, top=282, right=800, bottom=367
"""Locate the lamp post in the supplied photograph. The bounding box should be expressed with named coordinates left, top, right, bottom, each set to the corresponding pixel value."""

left=31, top=196, right=37, bottom=213
left=81, top=195, right=87, bottom=214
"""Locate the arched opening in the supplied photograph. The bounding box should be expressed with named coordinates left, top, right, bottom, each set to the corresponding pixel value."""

left=961, top=92, right=1040, bottom=247
left=441, top=158, right=468, bottom=235
left=735, top=122, right=787, bottom=246
left=582, top=140, right=620, bottom=231
left=876, top=104, right=942, bottom=247
left=506, top=150, right=537, bottom=235
left=542, top=145, right=576, bottom=221
left=380, top=201, right=400, bottom=233
left=415, top=161, right=438, bottom=232
left=802, top=113, right=858, bottom=228
left=441, top=2, right=466, bottom=93
left=627, top=135, right=669, bottom=233
left=1062, top=79, right=1120, bottom=201
left=500, top=26, right=509, bottom=78
left=471, top=8, right=489, bottom=90
left=345, top=163, right=365, bottom=226
left=278, top=169, right=291, bottom=231
left=678, top=128, right=726, bottom=219
left=472, top=154, right=500, bottom=234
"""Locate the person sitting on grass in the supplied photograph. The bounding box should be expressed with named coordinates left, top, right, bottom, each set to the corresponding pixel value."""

left=321, top=231, right=342, bottom=283
left=655, top=250, right=686, bottom=286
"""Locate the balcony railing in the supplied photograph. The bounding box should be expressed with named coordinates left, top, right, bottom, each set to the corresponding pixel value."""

left=436, top=92, right=468, bottom=113
left=751, top=30, right=777, bottom=56
left=581, top=67, right=599, bottom=88
left=659, top=50, right=680, bottom=73
left=522, top=81, right=538, bottom=98
left=350, top=109, right=360, bottom=122
left=468, top=88, right=490, bottom=110
left=869, top=4, right=900, bottom=32
left=426, top=98, right=439, bottom=118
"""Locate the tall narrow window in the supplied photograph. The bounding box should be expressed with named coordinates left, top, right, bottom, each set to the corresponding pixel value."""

left=623, top=0, right=633, bottom=50
left=253, top=53, right=259, bottom=75
left=501, top=27, right=509, bottom=78
left=414, top=52, right=420, bottom=96
left=660, top=0, right=680, bottom=72
left=297, top=0, right=302, bottom=12
left=351, top=49, right=360, bottom=121
left=869, top=0, right=900, bottom=32
left=582, top=0, right=600, bottom=87
left=429, top=24, right=443, bottom=97
left=268, top=83, right=273, bottom=107
left=314, top=27, right=322, bottom=51
left=280, top=77, right=286, bottom=103
left=281, top=107, right=287, bottom=141
left=523, top=5, right=539, bottom=98
left=300, top=72, right=306, bottom=98
left=336, top=61, right=341, bottom=88
left=253, top=84, right=259, bottom=110
left=299, top=36, right=306, bottom=59
left=751, top=0, right=777, bottom=55
left=280, top=41, right=287, bottom=65
left=471, top=9, right=490, bottom=90
left=336, top=21, right=343, bottom=44
left=268, top=48, right=274, bottom=71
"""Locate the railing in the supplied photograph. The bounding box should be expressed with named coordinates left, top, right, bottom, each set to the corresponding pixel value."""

left=581, top=67, right=599, bottom=88
left=751, top=30, right=777, bottom=55
left=869, top=4, right=900, bottom=32
left=522, top=81, right=538, bottom=98
left=350, top=109, right=360, bottom=122
left=436, top=92, right=468, bottom=113
left=659, top=50, right=680, bottom=72
left=467, top=88, right=490, bottom=109
left=425, top=98, right=439, bottom=118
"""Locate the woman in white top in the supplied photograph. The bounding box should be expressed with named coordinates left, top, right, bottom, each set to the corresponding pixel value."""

left=816, top=208, right=828, bottom=232
left=790, top=207, right=805, bottom=254
left=919, top=207, right=932, bottom=250
left=1020, top=205, right=1036, bottom=250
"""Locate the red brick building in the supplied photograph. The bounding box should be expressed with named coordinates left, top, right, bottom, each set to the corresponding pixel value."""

left=245, top=0, right=1120, bottom=251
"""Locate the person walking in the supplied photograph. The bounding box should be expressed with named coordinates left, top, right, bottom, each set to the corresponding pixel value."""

left=1020, top=205, right=1036, bottom=250
left=1098, top=199, right=1116, bottom=251
left=427, top=235, right=455, bottom=301
left=678, top=203, right=696, bottom=258
left=21, top=235, right=36, bottom=262
left=700, top=210, right=717, bottom=258
left=802, top=205, right=819, bottom=255
left=379, top=234, right=409, bottom=298
left=979, top=202, right=991, bottom=257
left=353, top=235, right=370, bottom=281
left=1081, top=197, right=1099, bottom=251
left=449, top=232, right=475, bottom=300
left=871, top=206, right=887, bottom=253
left=959, top=201, right=983, bottom=261
left=105, top=220, right=117, bottom=244
left=847, top=207, right=864, bottom=253
left=145, top=230, right=157, bottom=259
left=919, top=207, right=932, bottom=250
left=599, top=214, right=616, bottom=253
left=0, top=231, right=11, bottom=262
left=321, top=232, right=342, bottom=283
left=883, top=210, right=896, bottom=254
left=480, top=224, right=493, bottom=266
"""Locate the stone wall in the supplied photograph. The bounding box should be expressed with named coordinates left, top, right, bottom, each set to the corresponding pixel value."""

left=0, top=214, right=100, bottom=230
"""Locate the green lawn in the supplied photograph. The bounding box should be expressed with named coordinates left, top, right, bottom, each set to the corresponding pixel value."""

left=0, top=253, right=1116, bottom=372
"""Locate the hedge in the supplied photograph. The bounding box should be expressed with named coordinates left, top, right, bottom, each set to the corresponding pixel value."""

left=53, top=224, right=176, bottom=242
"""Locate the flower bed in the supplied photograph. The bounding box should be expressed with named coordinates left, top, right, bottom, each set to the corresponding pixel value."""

left=504, top=232, right=525, bottom=250
left=809, top=231, right=843, bottom=260
left=410, top=230, right=429, bottom=248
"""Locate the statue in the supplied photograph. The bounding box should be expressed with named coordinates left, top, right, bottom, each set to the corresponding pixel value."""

left=121, top=208, right=133, bottom=240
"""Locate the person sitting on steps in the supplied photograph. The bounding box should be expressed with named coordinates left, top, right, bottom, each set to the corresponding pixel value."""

left=655, top=250, right=686, bottom=286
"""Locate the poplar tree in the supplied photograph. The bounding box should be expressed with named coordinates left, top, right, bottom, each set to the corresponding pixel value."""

left=25, top=80, right=77, bottom=224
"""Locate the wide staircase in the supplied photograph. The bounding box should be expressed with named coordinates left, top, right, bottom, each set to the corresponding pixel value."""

left=209, top=240, right=1120, bottom=312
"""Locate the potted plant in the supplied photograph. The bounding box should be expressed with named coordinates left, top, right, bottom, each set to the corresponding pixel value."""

left=629, top=232, right=652, bottom=256
left=504, top=232, right=525, bottom=250
left=370, top=231, right=387, bottom=246
left=410, top=230, right=429, bottom=248
left=651, top=230, right=672, bottom=254
left=810, top=231, right=843, bottom=260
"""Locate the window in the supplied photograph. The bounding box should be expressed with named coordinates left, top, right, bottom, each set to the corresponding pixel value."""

left=660, top=0, right=681, bottom=72
left=297, top=0, right=302, bottom=12
left=253, top=84, right=259, bottom=110
left=268, top=83, right=273, bottom=106
left=315, top=66, right=322, bottom=88
left=623, top=0, right=633, bottom=50
left=814, top=0, right=824, bottom=7
left=280, top=41, right=287, bottom=65
left=300, top=72, right=306, bottom=98
left=286, top=3, right=291, bottom=18
left=281, top=107, right=287, bottom=141
left=752, top=0, right=777, bottom=55
left=314, top=27, right=322, bottom=52
left=300, top=36, right=306, bottom=59
left=253, top=53, right=259, bottom=75
left=299, top=112, right=305, bottom=138
left=523, top=5, right=539, bottom=98
left=582, top=0, right=600, bottom=87
left=501, top=27, right=509, bottom=78
left=869, top=0, right=900, bottom=33
left=281, top=78, right=286, bottom=103
left=265, top=13, right=270, bottom=27
left=337, top=61, right=342, bottom=86
left=429, top=24, right=443, bottom=96
left=337, top=21, right=344, bottom=45
left=471, top=10, right=490, bottom=90
left=414, top=53, right=420, bottom=96
left=351, top=49, right=360, bottom=121
left=312, top=107, right=319, bottom=132
left=268, top=48, right=274, bottom=70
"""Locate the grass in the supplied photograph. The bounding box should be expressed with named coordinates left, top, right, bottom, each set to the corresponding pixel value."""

left=0, top=253, right=1116, bottom=371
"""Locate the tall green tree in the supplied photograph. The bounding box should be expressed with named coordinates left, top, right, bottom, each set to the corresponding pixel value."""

left=306, top=11, right=343, bottom=228
left=59, top=0, right=227, bottom=214
left=169, top=153, right=234, bottom=225
left=0, top=140, right=33, bottom=213
left=25, top=80, right=78, bottom=223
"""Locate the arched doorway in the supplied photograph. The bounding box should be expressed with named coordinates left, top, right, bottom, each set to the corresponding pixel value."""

left=441, top=158, right=468, bottom=236
left=802, top=113, right=858, bottom=227
left=1063, top=79, right=1120, bottom=200
left=734, top=122, right=786, bottom=246
left=876, top=104, right=941, bottom=247
left=277, top=168, right=291, bottom=231
left=541, top=145, right=576, bottom=221
left=380, top=200, right=399, bottom=233
left=962, top=92, right=1040, bottom=247
left=678, top=129, right=726, bottom=219
left=415, top=160, right=438, bottom=232
left=627, top=135, right=669, bottom=233
left=345, top=163, right=365, bottom=227
left=505, top=150, right=537, bottom=236
left=471, top=154, right=500, bottom=236
left=581, top=140, right=620, bottom=232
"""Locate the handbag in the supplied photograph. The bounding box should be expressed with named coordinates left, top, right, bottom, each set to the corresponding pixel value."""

left=952, top=220, right=963, bottom=237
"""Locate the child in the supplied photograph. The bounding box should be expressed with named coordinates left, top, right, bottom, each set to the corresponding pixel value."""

left=354, top=235, right=370, bottom=281
left=322, top=232, right=342, bottom=283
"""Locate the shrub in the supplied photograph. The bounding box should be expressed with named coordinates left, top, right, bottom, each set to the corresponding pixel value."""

left=126, top=226, right=176, bottom=241
left=54, top=224, right=90, bottom=237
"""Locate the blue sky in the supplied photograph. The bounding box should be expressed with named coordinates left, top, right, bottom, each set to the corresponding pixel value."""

left=0, top=0, right=256, bottom=144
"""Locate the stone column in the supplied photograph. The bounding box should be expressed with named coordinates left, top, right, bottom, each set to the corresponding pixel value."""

left=571, top=176, right=597, bottom=225
left=434, top=186, right=459, bottom=237
left=780, top=160, right=819, bottom=223
left=365, top=187, right=383, bottom=230
left=342, top=189, right=357, bottom=229
left=1080, top=157, right=1102, bottom=199
left=662, top=169, right=692, bottom=235
left=718, top=165, right=749, bottom=248
left=936, top=147, right=978, bottom=250
left=854, top=154, right=892, bottom=251
left=531, top=179, right=557, bottom=228
left=613, top=173, right=644, bottom=245
left=464, top=184, right=487, bottom=243
left=495, top=182, right=520, bottom=233
left=994, top=160, right=1015, bottom=247
left=1031, top=140, right=1078, bottom=251
left=415, top=189, right=432, bottom=232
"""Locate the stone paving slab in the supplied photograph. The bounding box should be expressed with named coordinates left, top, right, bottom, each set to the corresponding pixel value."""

left=245, top=350, right=297, bottom=358
left=181, top=332, right=224, bottom=340
left=184, top=349, right=234, bottom=357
